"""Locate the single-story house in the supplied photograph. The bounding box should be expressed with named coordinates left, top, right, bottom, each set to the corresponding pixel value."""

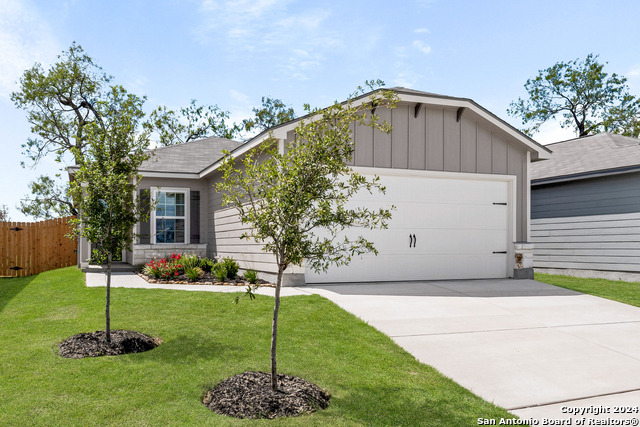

left=74, top=87, right=551, bottom=285
left=531, top=132, right=640, bottom=280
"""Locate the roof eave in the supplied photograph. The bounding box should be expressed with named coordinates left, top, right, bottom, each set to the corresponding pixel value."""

left=532, top=165, right=640, bottom=186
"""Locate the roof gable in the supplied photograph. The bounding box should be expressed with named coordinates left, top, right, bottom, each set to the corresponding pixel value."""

left=199, top=87, right=551, bottom=178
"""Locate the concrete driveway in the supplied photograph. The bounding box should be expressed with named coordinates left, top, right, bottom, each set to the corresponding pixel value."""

left=304, top=279, right=640, bottom=422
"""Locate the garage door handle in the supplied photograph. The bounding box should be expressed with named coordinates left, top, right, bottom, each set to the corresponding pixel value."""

left=409, top=234, right=416, bottom=248
left=492, top=251, right=507, bottom=254
left=493, top=202, right=507, bottom=205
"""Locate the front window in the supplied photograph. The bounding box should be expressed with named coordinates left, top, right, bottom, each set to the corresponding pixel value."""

left=153, top=189, right=188, bottom=244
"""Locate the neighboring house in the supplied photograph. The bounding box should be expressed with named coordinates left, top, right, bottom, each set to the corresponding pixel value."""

left=531, top=133, right=640, bottom=279
left=73, top=87, right=551, bottom=285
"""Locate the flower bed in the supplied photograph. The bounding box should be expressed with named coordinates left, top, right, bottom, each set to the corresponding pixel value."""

left=137, top=253, right=275, bottom=287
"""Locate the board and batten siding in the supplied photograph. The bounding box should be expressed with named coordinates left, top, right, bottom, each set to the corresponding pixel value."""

left=531, top=172, right=640, bottom=273
left=347, top=104, right=529, bottom=242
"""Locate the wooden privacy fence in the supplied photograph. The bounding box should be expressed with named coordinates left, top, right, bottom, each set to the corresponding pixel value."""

left=0, top=216, right=77, bottom=277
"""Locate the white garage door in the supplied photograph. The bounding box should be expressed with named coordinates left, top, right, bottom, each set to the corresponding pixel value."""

left=305, top=171, right=512, bottom=283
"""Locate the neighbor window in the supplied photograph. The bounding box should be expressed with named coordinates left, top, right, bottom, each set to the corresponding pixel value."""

left=152, top=188, right=188, bottom=244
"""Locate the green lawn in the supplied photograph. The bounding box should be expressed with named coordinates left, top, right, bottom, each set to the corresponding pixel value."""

left=0, top=267, right=513, bottom=426
left=535, top=273, right=640, bottom=307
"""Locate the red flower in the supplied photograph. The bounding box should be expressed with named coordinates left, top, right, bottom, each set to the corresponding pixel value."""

left=175, top=271, right=178, bottom=276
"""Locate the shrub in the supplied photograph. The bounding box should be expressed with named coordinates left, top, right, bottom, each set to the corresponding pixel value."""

left=212, top=263, right=227, bottom=282
left=180, top=253, right=200, bottom=269
left=199, top=258, right=215, bottom=273
left=144, top=258, right=183, bottom=280
left=244, top=269, right=258, bottom=284
left=221, top=257, right=239, bottom=279
left=144, top=259, right=167, bottom=279
left=185, top=267, right=204, bottom=282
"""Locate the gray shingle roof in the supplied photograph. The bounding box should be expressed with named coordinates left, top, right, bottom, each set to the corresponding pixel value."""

left=140, top=137, right=244, bottom=174
left=531, top=133, right=640, bottom=182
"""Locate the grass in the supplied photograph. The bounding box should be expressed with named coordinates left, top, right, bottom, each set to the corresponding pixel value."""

left=535, top=273, right=640, bottom=307
left=0, top=267, right=514, bottom=426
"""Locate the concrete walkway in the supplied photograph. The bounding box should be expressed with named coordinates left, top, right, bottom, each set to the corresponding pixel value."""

left=86, top=272, right=640, bottom=423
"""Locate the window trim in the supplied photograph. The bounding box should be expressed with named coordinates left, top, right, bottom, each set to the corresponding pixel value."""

left=150, top=187, right=190, bottom=245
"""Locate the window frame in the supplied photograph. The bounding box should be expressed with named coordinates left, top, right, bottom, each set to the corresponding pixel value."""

left=150, top=187, right=190, bottom=245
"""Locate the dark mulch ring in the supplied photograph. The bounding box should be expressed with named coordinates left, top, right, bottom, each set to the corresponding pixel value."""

left=136, top=271, right=275, bottom=287
left=58, top=330, right=162, bottom=359
left=202, top=371, right=330, bottom=419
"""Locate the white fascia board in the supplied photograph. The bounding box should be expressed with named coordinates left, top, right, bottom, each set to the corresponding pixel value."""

left=198, top=122, right=299, bottom=178
left=396, top=93, right=551, bottom=160
left=198, top=96, right=379, bottom=178
left=138, top=171, right=200, bottom=179
left=67, top=165, right=200, bottom=180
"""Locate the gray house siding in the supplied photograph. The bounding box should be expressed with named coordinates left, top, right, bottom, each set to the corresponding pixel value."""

left=531, top=172, right=640, bottom=274
left=532, top=172, right=640, bottom=219
left=350, top=104, right=529, bottom=241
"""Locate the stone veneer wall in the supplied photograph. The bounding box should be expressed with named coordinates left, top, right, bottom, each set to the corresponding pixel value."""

left=132, top=244, right=208, bottom=266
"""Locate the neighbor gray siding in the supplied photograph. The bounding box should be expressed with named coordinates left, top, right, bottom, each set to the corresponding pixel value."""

left=351, top=104, right=530, bottom=241
left=532, top=212, right=640, bottom=273
left=531, top=172, right=640, bottom=219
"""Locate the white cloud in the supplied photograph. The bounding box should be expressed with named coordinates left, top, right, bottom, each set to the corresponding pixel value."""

left=193, top=1, right=340, bottom=81
left=412, top=40, right=432, bottom=55
left=414, top=28, right=430, bottom=34
left=0, top=0, right=58, bottom=99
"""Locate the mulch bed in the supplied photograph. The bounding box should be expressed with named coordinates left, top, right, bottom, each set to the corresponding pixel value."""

left=136, top=271, right=276, bottom=287
left=59, top=330, right=161, bottom=359
left=202, top=371, right=330, bottom=419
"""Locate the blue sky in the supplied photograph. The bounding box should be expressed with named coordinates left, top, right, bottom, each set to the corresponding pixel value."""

left=2, top=0, right=640, bottom=221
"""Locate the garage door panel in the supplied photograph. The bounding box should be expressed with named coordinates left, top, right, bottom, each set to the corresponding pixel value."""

left=355, top=200, right=507, bottom=230
left=305, top=173, right=511, bottom=283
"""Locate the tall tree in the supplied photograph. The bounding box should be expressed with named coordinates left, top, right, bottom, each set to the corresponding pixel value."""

left=508, top=54, right=640, bottom=137
left=11, top=42, right=111, bottom=218
left=217, top=82, right=397, bottom=391
left=242, top=96, right=296, bottom=134
left=0, top=205, right=9, bottom=222
left=147, top=100, right=241, bottom=146
left=68, top=85, right=150, bottom=343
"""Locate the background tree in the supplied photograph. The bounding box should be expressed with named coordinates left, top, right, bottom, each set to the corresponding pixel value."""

left=19, top=175, right=77, bottom=218
left=242, top=96, right=296, bottom=134
left=147, top=100, right=242, bottom=146
left=508, top=54, right=640, bottom=137
left=11, top=42, right=111, bottom=218
left=0, top=205, right=9, bottom=221
left=68, top=85, right=150, bottom=343
left=216, top=82, right=398, bottom=391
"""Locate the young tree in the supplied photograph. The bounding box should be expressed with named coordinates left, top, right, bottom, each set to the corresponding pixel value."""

left=68, top=85, right=151, bottom=343
left=147, top=100, right=241, bottom=146
left=242, top=96, right=296, bottom=134
left=216, top=83, right=398, bottom=391
left=508, top=54, right=640, bottom=137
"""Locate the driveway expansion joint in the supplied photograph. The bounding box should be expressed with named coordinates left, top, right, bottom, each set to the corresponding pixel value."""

left=390, top=320, right=640, bottom=338
left=507, top=387, right=640, bottom=411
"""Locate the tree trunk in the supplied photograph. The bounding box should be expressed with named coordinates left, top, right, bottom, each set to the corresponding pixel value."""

left=270, top=265, right=285, bottom=392
left=105, top=251, right=112, bottom=343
